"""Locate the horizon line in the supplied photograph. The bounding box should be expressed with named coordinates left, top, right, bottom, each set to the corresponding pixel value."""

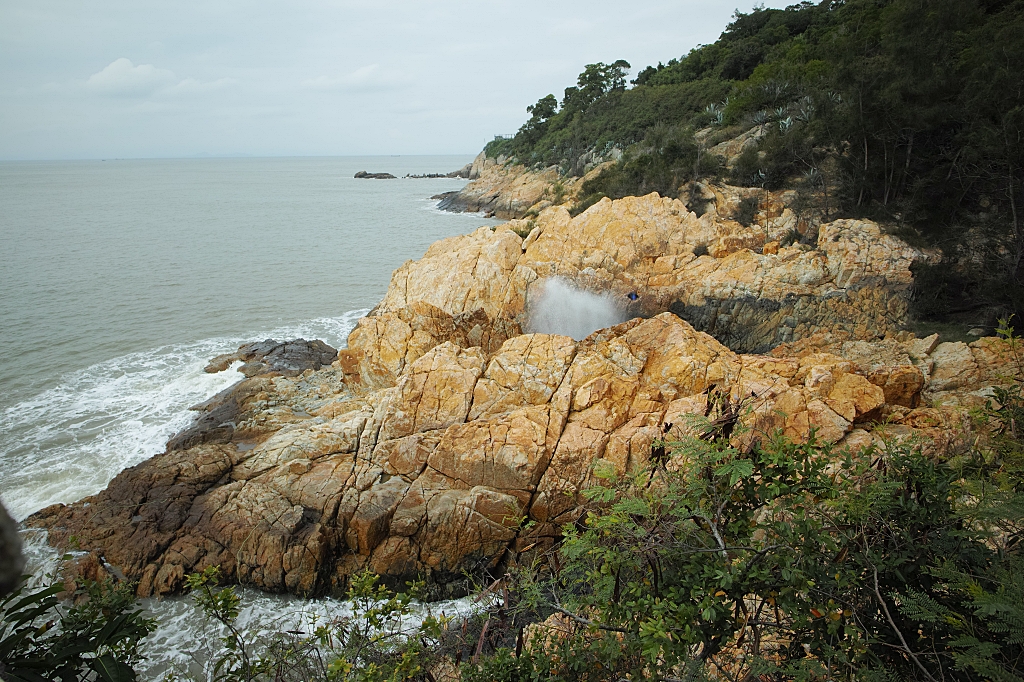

left=0, top=152, right=483, bottom=162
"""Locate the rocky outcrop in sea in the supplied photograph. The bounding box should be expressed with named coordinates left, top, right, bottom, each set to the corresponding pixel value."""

left=29, top=191, right=1018, bottom=599
left=354, top=171, right=397, bottom=179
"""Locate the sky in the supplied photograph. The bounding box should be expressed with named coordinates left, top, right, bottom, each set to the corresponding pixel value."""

left=0, top=0, right=790, bottom=160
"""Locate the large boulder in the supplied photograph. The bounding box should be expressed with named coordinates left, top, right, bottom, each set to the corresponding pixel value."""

left=0, top=502, right=23, bottom=596
left=362, top=192, right=921, bottom=369
left=31, top=310, right=1015, bottom=597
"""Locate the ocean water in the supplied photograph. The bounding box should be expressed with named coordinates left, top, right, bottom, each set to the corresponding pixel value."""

left=0, top=155, right=498, bottom=520
left=0, top=155, right=498, bottom=676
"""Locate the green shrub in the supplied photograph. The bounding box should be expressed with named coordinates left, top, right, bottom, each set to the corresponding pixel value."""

left=175, top=566, right=486, bottom=682
left=571, top=127, right=723, bottom=215
left=0, top=574, right=156, bottom=681
left=734, top=195, right=760, bottom=226
left=485, top=387, right=1024, bottom=681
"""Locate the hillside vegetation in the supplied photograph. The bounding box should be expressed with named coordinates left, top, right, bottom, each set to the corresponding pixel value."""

left=485, top=0, right=1024, bottom=326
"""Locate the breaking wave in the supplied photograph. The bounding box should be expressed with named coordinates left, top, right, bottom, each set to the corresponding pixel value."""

left=0, top=310, right=368, bottom=521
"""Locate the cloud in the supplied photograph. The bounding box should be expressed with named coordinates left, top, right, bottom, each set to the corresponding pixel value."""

left=86, top=58, right=177, bottom=96
left=160, top=77, right=237, bottom=97
left=301, top=64, right=408, bottom=93
left=82, top=59, right=235, bottom=101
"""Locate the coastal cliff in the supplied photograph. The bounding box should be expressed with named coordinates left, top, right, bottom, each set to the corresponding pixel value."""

left=435, top=150, right=611, bottom=219
left=28, top=191, right=1019, bottom=598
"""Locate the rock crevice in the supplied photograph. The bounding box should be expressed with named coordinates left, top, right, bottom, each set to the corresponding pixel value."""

left=28, top=193, right=1016, bottom=598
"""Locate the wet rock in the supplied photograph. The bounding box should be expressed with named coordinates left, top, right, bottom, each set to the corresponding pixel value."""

left=354, top=171, right=397, bottom=179
left=206, top=338, right=338, bottom=378
left=170, top=337, right=339, bottom=450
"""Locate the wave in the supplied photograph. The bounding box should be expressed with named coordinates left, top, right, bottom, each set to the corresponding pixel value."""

left=416, top=196, right=502, bottom=221
left=0, top=309, right=368, bottom=521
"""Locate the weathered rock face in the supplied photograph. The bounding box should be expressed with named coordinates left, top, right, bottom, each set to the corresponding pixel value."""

left=26, top=192, right=1017, bottom=599
left=28, top=309, right=1018, bottom=598
left=367, top=192, right=920, bottom=357
left=437, top=159, right=561, bottom=219
left=436, top=152, right=611, bottom=219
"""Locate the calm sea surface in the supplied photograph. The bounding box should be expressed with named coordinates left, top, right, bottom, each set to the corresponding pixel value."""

left=0, top=155, right=498, bottom=521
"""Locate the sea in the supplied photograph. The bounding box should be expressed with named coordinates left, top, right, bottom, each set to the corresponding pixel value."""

left=0, top=155, right=500, bottom=677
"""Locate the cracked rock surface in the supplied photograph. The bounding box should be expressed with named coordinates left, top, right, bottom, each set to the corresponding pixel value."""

left=28, top=194, right=1017, bottom=597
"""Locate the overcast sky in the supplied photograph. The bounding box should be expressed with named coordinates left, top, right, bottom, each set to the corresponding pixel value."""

left=1, top=0, right=788, bottom=160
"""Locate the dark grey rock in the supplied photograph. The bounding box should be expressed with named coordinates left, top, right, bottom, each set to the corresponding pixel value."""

left=174, top=339, right=338, bottom=449
left=0, top=501, right=24, bottom=596
left=206, top=338, right=338, bottom=378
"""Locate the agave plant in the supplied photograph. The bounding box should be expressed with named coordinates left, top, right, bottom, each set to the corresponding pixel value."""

left=761, top=79, right=790, bottom=102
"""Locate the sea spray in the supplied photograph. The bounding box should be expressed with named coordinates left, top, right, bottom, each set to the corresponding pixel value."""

left=3, top=308, right=492, bottom=679
left=526, top=277, right=629, bottom=340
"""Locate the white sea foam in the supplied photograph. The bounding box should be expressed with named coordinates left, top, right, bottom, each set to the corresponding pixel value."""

left=19, top=530, right=483, bottom=681
left=0, top=309, right=368, bottom=521
left=417, top=196, right=499, bottom=220
left=526, top=277, right=629, bottom=340
left=136, top=583, right=481, bottom=680
left=5, top=306, right=495, bottom=680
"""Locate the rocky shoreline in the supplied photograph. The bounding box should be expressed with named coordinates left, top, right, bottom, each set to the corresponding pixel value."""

left=28, top=181, right=1020, bottom=599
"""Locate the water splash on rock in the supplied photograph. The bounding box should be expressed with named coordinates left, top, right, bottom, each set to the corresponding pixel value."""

left=526, top=277, right=629, bottom=340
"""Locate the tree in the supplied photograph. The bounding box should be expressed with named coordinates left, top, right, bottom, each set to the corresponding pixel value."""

left=526, top=95, right=558, bottom=121
left=561, top=61, right=631, bottom=113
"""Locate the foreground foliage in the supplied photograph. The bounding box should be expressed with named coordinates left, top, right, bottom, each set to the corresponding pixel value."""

left=168, top=567, right=476, bottom=682
left=0, top=574, right=156, bottom=682
left=493, top=434, right=1022, bottom=681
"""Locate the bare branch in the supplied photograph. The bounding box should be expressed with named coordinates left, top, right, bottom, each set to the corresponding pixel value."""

left=873, top=567, right=940, bottom=682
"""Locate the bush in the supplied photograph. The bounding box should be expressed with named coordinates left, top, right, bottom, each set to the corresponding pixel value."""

left=734, top=195, right=760, bottom=226
left=172, top=566, right=499, bottom=682
left=572, top=127, right=722, bottom=215
left=0, top=574, right=156, bottom=681
left=485, top=386, right=1024, bottom=681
